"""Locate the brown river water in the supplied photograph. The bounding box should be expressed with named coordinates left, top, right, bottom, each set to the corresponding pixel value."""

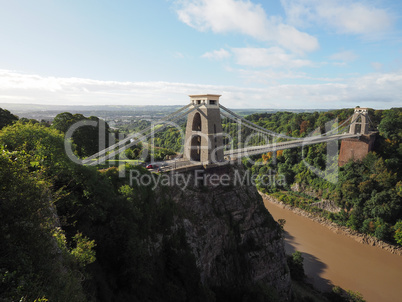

left=263, top=197, right=402, bottom=302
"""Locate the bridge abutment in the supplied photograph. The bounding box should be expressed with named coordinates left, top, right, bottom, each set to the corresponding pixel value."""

left=338, top=133, right=376, bottom=166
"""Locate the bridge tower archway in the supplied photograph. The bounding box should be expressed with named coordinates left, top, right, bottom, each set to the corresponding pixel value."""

left=190, top=135, right=201, bottom=161
left=192, top=112, right=202, bottom=131
left=184, top=94, right=224, bottom=164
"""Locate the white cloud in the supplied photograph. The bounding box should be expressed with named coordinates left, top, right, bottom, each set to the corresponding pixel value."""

left=371, top=62, right=383, bottom=71
left=281, top=0, right=395, bottom=36
left=264, top=72, right=402, bottom=108
left=175, top=0, right=319, bottom=54
left=235, top=68, right=345, bottom=84
left=202, top=48, right=231, bottom=60
left=174, top=52, right=185, bottom=58
left=0, top=69, right=401, bottom=109
left=275, top=23, right=318, bottom=54
left=176, top=0, right=268, bottom=38
left=232, top=47, right=312, bottom=68
left=236, top=69, right=309, bottom=86
left=329, top=50, right=358, bottom=62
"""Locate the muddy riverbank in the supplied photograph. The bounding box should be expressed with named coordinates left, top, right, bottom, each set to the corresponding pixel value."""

left=261, top=192, right=402, bottom=302
left=260, top=192, right=402, bottom=256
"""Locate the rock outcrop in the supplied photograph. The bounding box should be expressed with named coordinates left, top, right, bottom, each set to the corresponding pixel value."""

left=161, top=164, right=292, bottom=301
left=291, top=182, right=341, bottom=213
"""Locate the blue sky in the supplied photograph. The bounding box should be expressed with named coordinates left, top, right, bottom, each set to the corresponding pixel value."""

left=0, top=0, right=401, bottom=109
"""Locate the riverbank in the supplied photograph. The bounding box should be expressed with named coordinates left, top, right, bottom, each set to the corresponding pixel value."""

left=259, top=191, right=402, bottom=256
left=262, top=192, right=402, bottom=302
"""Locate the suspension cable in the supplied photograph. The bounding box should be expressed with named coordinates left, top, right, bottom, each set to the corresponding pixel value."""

left=220, top=110, right=291, bottom=141
left=320, top=114, right=355, bottom=136
left=87, top=104, right=201, bottom=165
left=82, top=103, right=192, bottom=162
left=219, top=104, right=299, bottom=140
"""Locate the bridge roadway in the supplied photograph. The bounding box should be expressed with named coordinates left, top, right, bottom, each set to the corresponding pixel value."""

left=224, top=133, right=360, bottom=158
left=149, top=133, right=360, bottom=172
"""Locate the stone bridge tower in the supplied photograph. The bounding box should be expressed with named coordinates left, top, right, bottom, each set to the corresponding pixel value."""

left=339, top=107, right=376, bottom=166
left=184, top=94, right=224, bottom=164
left=349, top=107, right=369, bottom=135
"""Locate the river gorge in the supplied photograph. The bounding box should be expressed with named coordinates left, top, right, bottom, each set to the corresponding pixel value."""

left=263, top=195, right=402, bottom=302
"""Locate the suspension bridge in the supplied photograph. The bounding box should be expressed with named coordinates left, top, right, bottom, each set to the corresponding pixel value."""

left=80, top=94, right=373, bottom=171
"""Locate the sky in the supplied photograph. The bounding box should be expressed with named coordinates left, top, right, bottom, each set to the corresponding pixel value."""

left=0, top=0, right=401, bottom=109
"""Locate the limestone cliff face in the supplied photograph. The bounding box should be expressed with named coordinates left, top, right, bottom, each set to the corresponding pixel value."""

left=162, top=164, right=292, bottom=301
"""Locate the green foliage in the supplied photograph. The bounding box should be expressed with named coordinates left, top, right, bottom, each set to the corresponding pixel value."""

left=0, top=148, right=86, bottom=301
left=0, top=107, right=18, bottom=129
left=393, top=221, right=402, bottom=246
left=0, top=121, right=70, bottom=175
left=345, top=290, right=365, bottom=302
left=378, top=108, right=402, bottom=141
left=71, top=233, right=96, bottom=266
left=323, top=286, right=366, bottom=302
left=154, top=126, right=184, bottom=152
left=52, top=112, right=111, bottom=157
left=287, top=251, right=305, bottom=281
left=153, top=147, right=176, bottom=161
left=0, top=120, right=216, bottom=301
left=124, top=145, right=142, bottom=159
left=120, top=120, right=184, bottom=154
left=249, top=107, right=402, bottom=245
left=33, top=298, right=49, bottom=302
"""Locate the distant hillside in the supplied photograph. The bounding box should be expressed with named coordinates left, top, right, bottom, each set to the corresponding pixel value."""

left=0, top=103, right=330, bottom=122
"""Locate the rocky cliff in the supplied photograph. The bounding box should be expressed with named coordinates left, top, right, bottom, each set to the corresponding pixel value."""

left=159, top=164, right=292, bottom=301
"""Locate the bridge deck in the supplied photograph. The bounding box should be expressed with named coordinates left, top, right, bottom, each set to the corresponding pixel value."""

left=155, top=133, right=360, bottom=171
left=224, top=133, right=360, bottom=158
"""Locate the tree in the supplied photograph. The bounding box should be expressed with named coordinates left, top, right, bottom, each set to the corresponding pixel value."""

left=378, top=109, right=402, bottom=142
left=300, top=120, right=310, bottom=135
left=287, top=251, right=305, bottom=281
left=19, top=117, right=39, bottom=124
left=52, top=112, right=110, bottom=157
left=394, top=221, right=402, bottom=246
left=0, top=108, right=18, bottom=129
left=346, top=290, right=366, bottom=302
left=0, top=148, right=87, bottom=301
left=0, top=121, right=70, bottom=174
